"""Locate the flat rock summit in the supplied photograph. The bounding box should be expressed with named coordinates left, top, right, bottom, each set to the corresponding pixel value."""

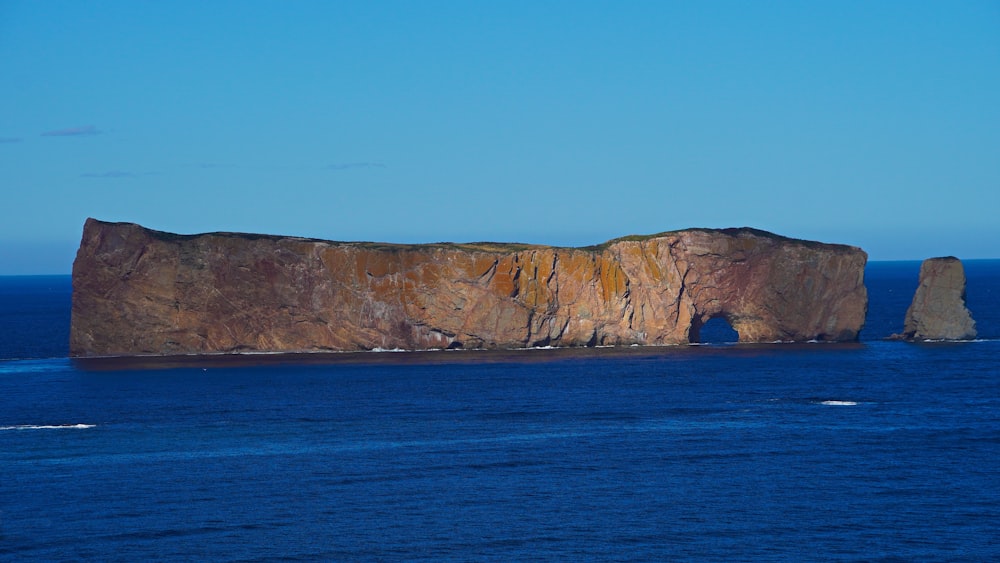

left=70, top=219, right=869, bottom=357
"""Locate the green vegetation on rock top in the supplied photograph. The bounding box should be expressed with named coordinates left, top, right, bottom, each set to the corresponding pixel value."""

left=89, top=218, right=855, bottom=254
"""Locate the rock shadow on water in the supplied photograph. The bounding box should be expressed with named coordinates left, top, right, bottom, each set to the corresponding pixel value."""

left=70, top=339, right=867, bottom=372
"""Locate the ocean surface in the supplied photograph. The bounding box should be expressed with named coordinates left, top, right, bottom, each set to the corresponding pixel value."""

left=2, top=261, right=998, bottom=561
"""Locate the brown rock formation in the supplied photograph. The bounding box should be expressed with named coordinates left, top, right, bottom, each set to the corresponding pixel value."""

left=894, top=257, right=976, bottom=341
left=70, top=219, right=868, bottom=357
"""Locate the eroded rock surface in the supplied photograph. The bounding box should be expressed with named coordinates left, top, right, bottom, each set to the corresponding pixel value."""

left=70, top=219, right=868, bottom=357
left=895, top=257, right=976, bottom=341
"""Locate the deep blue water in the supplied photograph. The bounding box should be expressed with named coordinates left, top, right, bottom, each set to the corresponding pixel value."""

left=0, top=275, right=71, bottom=361
left=2, top=262, right=999, bottom=560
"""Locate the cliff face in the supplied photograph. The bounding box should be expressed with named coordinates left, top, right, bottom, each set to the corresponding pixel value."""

left=70, top=219, right=868, bottom=357
left=896, top=257, right=976, bottom=341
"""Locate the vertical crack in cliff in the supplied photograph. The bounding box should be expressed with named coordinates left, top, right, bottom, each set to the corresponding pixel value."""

left=124, top=244, right=148, bottom=279
left=509, top=261, right=522, bottom=298
left=620, top=277, right=633, bottom=327
left=556, top=316, right=570, bottom=341
left=476, top=258, right=496, bottom=282
left=524, top=308, right=534, bottom=345
left=546, top=252, right=560, bottom=314
left=670, top=244, right=692, bottom=330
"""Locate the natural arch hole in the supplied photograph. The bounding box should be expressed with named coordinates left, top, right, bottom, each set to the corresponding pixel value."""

left=690, top=316, right=739, bottom=344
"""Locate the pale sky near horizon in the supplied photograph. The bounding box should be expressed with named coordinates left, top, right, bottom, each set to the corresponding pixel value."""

left=2, top=1, right=998, bottom=274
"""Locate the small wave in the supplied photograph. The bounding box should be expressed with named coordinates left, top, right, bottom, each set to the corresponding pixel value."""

left=0, top=423, right=96, bottom=430
left=913, top=337, right=1000, bottom=343
left=0, top=358, right=74, bottom=375
left=819, top=400, right=857, bottom=406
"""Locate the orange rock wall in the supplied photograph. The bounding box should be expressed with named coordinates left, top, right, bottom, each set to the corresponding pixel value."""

left=70, top=219, right=868, bottom=356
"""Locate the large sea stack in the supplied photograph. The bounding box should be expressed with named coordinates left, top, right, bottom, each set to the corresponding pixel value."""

left=70, top=219, right=868, bottom=357
left=895, top=257, right=977, bottom=341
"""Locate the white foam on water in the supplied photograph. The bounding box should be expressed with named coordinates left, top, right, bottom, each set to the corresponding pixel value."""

left=0, top=358, right=74, bottom=375
left=0, top=423, right=96, bottom=430
left=920, top=337, right=997, bottom=343
left=819, top=400, right=858, bottom=406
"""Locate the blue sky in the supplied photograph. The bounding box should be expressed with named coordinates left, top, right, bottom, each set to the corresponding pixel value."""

left=2, top=1, right=998, bottom=274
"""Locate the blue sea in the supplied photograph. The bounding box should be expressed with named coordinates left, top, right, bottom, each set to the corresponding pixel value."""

left=2, top=262, right=999, bottom=561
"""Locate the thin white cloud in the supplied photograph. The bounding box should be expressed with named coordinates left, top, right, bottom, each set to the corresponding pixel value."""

left=81, top=171, right=144, bottom=178
left=193, top=162, right=242, bottom=169
left=42, top=125, right=100, bottom=137
left=325, top=162, right=386, bottom=171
